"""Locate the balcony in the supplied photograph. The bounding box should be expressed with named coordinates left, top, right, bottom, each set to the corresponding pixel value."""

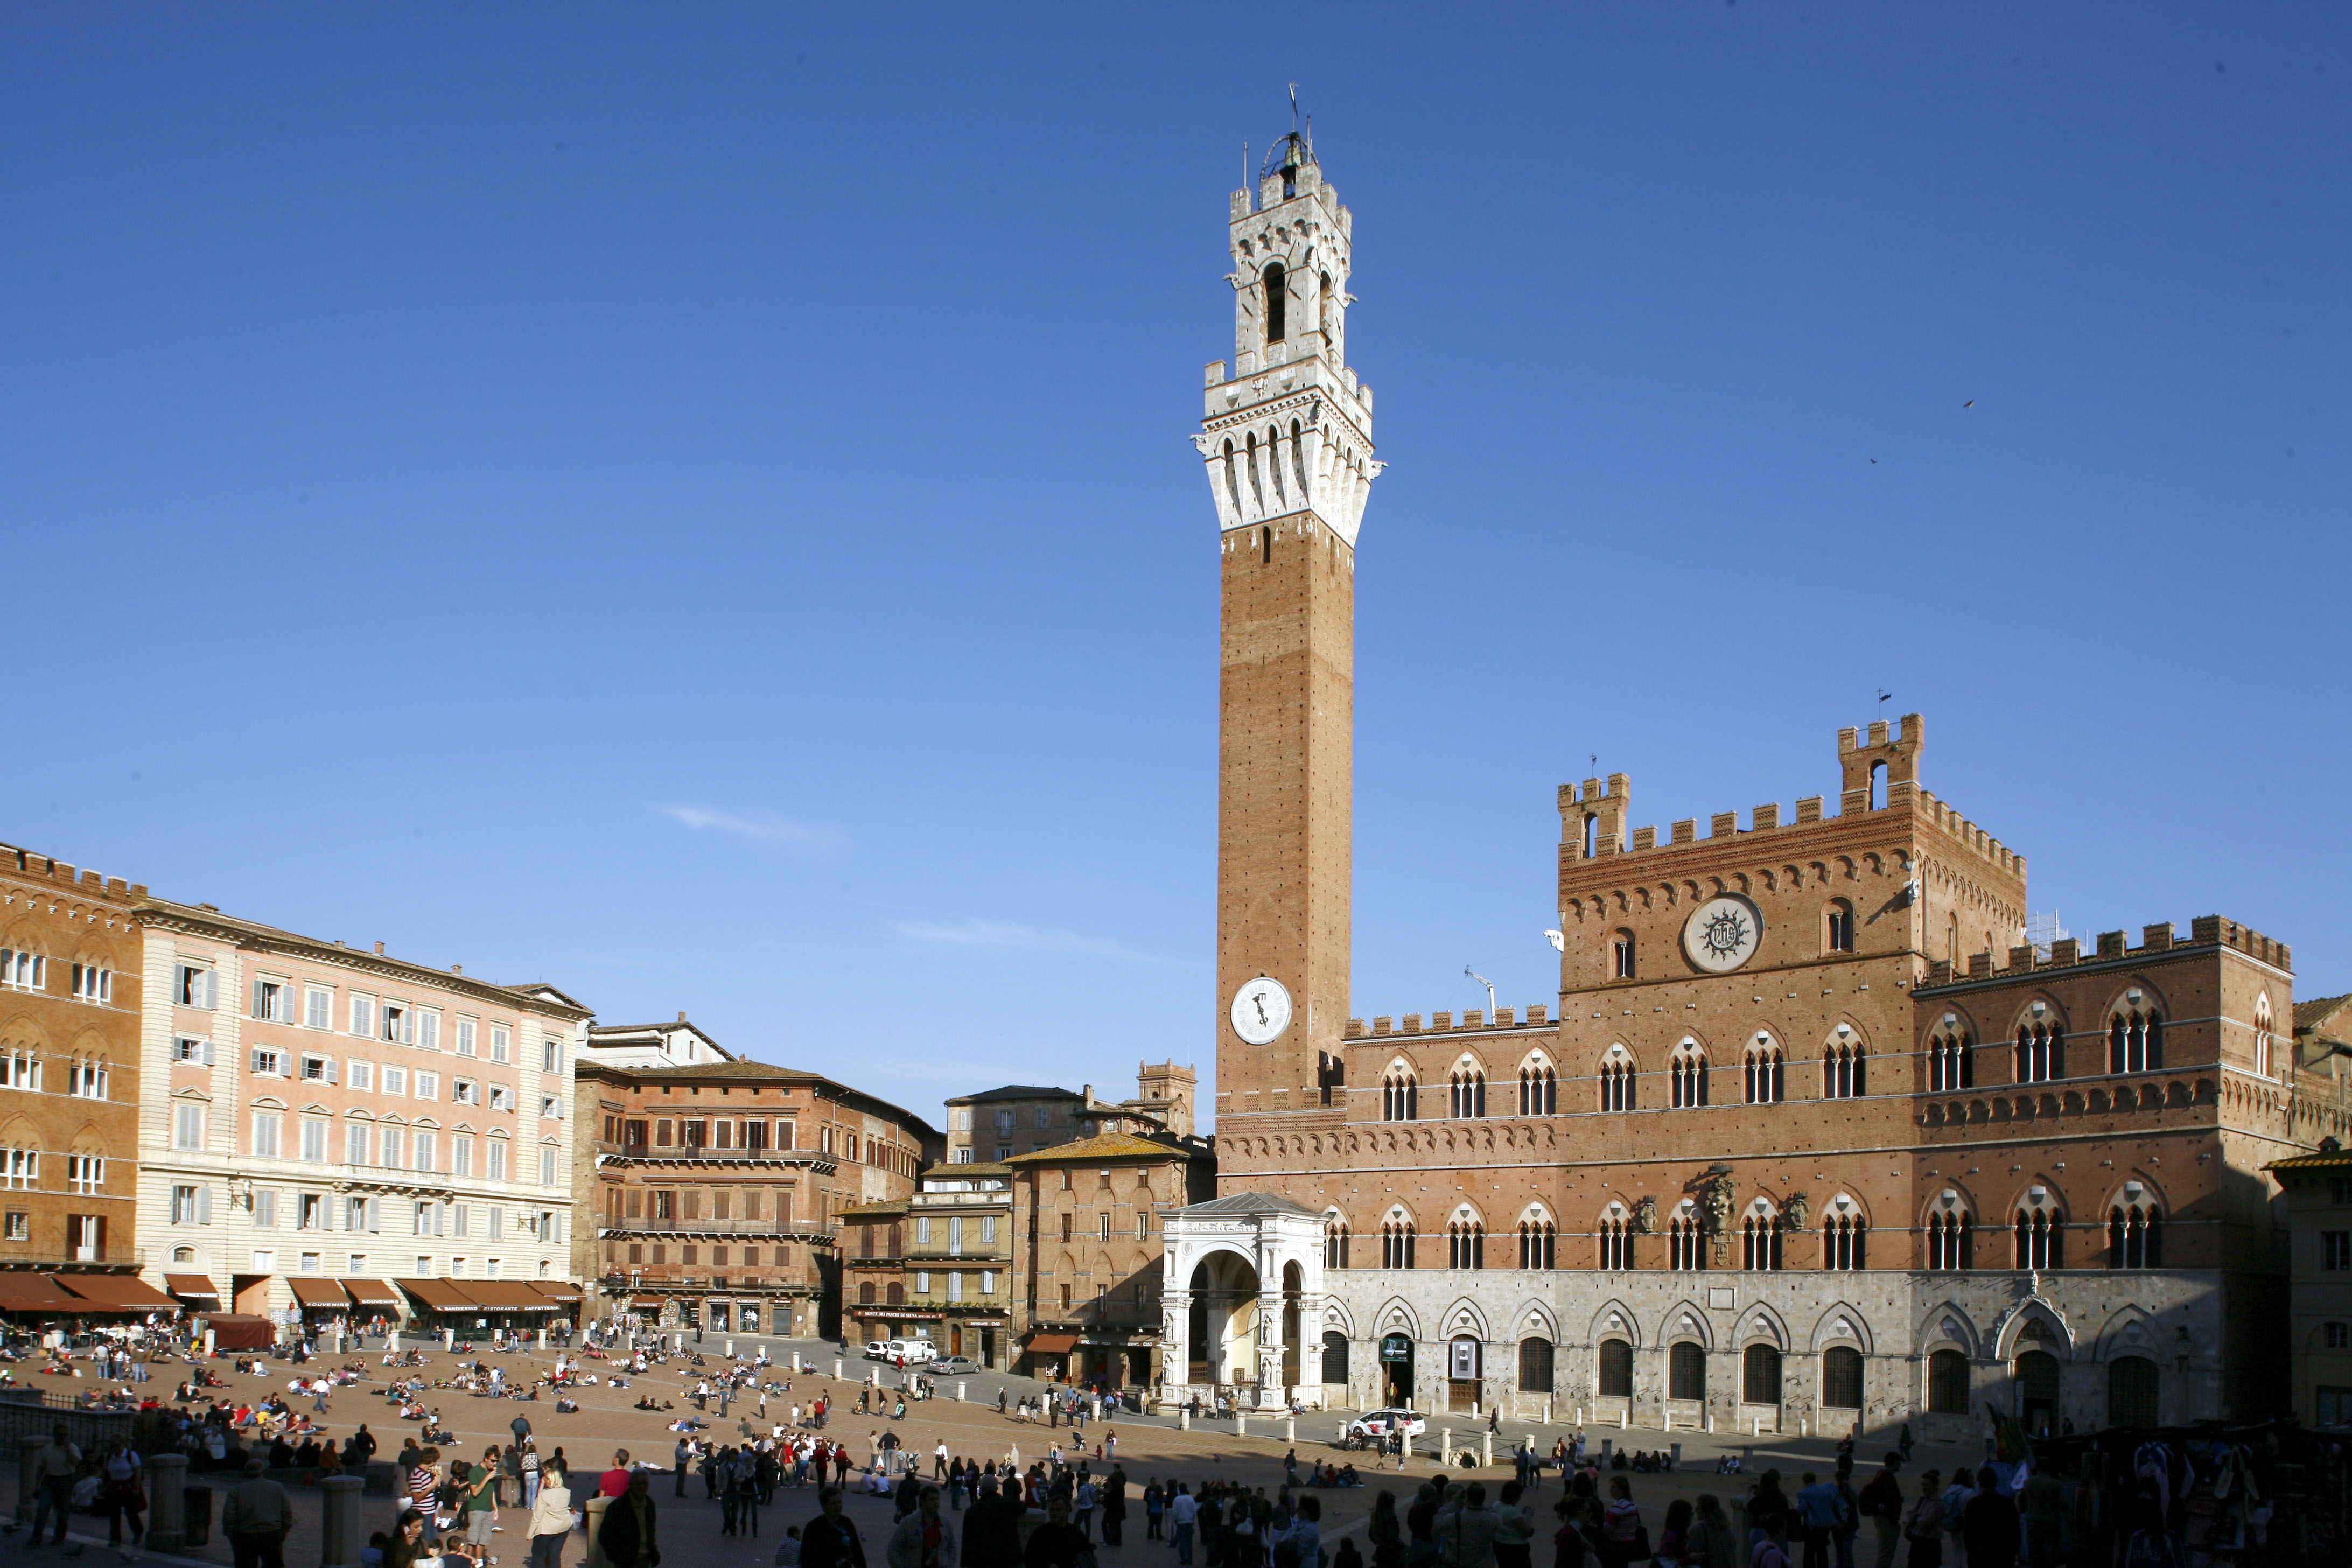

left=599, top=1215, right=835, bottom=1242
left=599, top=1145, right=838, bottom=1174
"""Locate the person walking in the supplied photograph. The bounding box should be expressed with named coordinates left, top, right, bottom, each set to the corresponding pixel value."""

left=676, top=1438, right=695, bottom=1498
left=463, top=1448, right=501, bottom=1559
left=1171, top=1483, right=1199, bottom=1567
left=222, top=1457, right=297, bottom=1568
left=599, top=1471, right=662, bottom=1568
left=29, top=1424, right=82, bottom=1546
left=1796, top=1474, right=1842, bottom=1568
left=1858, top=1458, right=1905, bottom=1568
left=888, top=1486, right=957, bottom=1568
left=529, top=1462, right=575, bottom=1568
left=100, top=1438, right=146, bottom=1549
left=803, top=1488, right=870, bottom=1568
left=1900, top=1473, right=1944, bottom=1568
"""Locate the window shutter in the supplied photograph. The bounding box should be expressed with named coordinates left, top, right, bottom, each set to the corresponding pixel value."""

left=198, top=1186, right=213, bottom=1225
left=203, top=1041, right=216, bottom=1067
left=403, top=1010, right=415, bottom=1045
left=204, top=969, right=218, bottom=1010
left=326, top=1060, right=339, bottom=1084
left=251, top=978, right=265, bottom=1019
left=368, top=1198, right=380, bottom=1233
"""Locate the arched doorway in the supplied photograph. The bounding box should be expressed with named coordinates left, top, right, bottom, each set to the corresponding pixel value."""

left=1380, top=1332, right=1415, bottom=1406
left=2015, top=1349, right=2061, bottom=1436
left=1321, top=1331, right=1349, bottom=1389
left=1187, top=1251, right=1261, bottom=1388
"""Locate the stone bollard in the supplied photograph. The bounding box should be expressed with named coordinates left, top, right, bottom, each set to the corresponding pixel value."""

left=1401, top=1430, right=1413, bottom=1464
left=145, top=1452, right=188, bottom=1551
left=17, top=1434, right=49, bottom=1523
left=1441, top=1430, right=1453, bottom=1467
left=1544, top=1399, right=1553, bottom=1425
left=321, top=1474, right=365, bottom=1568
left=584, top=1495, right=612, bottom=1568
left=958, top=1381, right=968, bottom=1403
left=1284, top=1416, right=1296, bottom=1444
left=1235, top=1411, right=1247, bottom=1438
left=726, top=1340, right=735, bottom=1359
left=1482, top=1432, right=1493, bottom=1469
left=1753, top=1415, right=1764, bottom=1437
left=1618, top=1408, right=1628, bottom=1431
left=1179, top=1409, right=1190, bottom=1430
left=835, top=1358, right=844, bottom=1380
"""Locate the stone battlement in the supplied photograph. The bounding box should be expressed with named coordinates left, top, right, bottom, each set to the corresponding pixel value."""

left=1558, top=714, right=2024, bottom=883
left=1920, top=914, right=2291, bottom=990
left=0, top=842, right=144, bottom=902
left=1342, top=1004, right=1550, bottom=1041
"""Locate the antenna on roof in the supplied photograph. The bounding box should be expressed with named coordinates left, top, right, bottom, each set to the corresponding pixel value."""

left=1464, top=967, right=1496, bottom=1017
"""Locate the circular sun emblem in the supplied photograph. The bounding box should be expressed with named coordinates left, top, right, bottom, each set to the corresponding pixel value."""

left=1683, top=894, right=1763, bottom=973
left=1699, top=908, right=1749, bottom=961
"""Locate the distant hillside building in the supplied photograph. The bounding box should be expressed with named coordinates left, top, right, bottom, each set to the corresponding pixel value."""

left=944, top=1062, right=1195, bottom=1164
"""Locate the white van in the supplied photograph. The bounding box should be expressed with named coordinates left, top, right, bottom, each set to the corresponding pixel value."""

left=885, top=1338, right=936, bottom=1363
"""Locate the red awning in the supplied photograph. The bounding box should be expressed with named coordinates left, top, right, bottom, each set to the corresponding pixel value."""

left=1024, top=1332, right=1080, bottom=1354
left=464, top=1282, right=557, bottom=1312
left=396, top=1278, right=481, bottom=1312
left=164, top=1273, right=222, bottom=1301
left=526, top=1280, right=582, bottom=1304
left=286, top=1278, right=352, bottom=1310
left=338, top=1278, right=404, bottom=1308
left=0, top=1283, right=87, bottom=1314
left=48, top=1275, right=177, bottom=1310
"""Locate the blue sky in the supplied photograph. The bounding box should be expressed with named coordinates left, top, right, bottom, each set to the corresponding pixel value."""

left=4, top=5, right=2343, bottom=1129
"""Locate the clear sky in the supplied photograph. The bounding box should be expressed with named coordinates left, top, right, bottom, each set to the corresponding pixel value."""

left=4, top=5, right=2343, bottom=1130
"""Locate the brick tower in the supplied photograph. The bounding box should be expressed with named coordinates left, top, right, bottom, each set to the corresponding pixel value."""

left=1197, top=129, right=1381, bottom=1160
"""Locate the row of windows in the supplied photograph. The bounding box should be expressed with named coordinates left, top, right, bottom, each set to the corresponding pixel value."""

left=614, top=1186, right=798, bottom=1225
left=167, top=1105, right=560, bottom=1185
left=205, top=1047, right=544, bottom=1115
left=855, top=1270, right=999, bottom=1306
left=610, top=1241, right=791, bottom=1272
left=1326, top=1207, right=2164, bottom=1271
left=208, top=969, right=562, bottom=1072
left=0, top=953, right=120, bottom=1003
left=1590, top=904, right=1858, bottom=981
left=1340, top=1334, right=2155, bottom=1425
left=0, top=1053, right=111, bottom=1099
left=1371, top=1013, right=2174, bottom=1123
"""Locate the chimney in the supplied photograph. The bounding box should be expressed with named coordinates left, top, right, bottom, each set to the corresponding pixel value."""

left=1082, top=1084, right=1094, bottom=1105
left=374, top=942, right=385, bottom=956
left=677, top=1011, right=687, bottom=1024
left=451, top=964, right=463, bottom=976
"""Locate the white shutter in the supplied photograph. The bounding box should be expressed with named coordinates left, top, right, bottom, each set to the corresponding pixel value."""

left=251, top=979, right=265, bottom=1019
left=202, top=1041, right=216, bottom=1067
left=204, top=969, right=218, bottom=1010
left=197, top=1186, right=213, bottom=1225
left=368, top=1198, right=380, bottom=1233
left=326, top=1061, right=339, bottom=1084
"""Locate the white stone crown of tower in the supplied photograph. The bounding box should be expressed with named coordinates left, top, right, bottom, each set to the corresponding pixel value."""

left=1193, top=129, right=1383, bottom=545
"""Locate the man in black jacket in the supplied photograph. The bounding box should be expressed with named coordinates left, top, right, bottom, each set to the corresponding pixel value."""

left=960, top=1476, right=1025, bottom=1568
left=803, top=1487, right=870, bottom=1568
left=598, top=1471, right=660, bottom=1568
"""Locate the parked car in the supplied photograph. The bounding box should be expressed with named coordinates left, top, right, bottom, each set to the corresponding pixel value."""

left=931, top=1355, right=981, bottom=1375
left=862, top=1341, right=891, bottom=1360
left=1345, top=1409, right=1429, bottom=1440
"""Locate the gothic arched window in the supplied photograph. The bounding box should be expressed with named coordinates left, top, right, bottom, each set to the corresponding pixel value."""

left=1263, top=262, right=1287, bottom=344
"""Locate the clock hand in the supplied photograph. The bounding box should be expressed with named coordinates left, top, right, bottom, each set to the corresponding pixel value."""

left=1254, top=995, right=1269, bottom=1025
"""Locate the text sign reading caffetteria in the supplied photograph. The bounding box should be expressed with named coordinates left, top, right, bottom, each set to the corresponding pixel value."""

left=1230, top=976, right=1293, bottom=1044
left=1682, top=895, right=1763, bottom=973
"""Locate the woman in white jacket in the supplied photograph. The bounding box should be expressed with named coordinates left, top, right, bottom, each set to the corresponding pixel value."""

left=527, top=1462, right=574, bottom=1568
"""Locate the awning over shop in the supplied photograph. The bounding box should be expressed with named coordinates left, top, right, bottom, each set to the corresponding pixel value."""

left=49, top=1275, right=179, bottom=1310
left=0, top=1282, right=90, bottom=1314
left=629, top=1297, right=664, bottom=1310
left=464, top=1282, right=557, bottom=1312
left=339, top=1277, right=405, bottom=1308
left=1024, top=1332, right=1080, bottom=1354
left=526, top=1280, right=582, bottom=1305
left=164, top=1273, right=222, bottom=1302
left=396, top=1277, right=481, bottom=1312
left=286, top=1278, right=353, bottom=1310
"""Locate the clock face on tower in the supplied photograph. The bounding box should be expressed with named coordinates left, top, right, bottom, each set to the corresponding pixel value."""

left=1229, top=976, right=1293, bottom=1045
left=1683, top=895, right=1764, bottom=974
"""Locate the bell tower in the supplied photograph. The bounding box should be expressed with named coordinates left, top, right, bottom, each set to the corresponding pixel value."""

left=1196, top=128, right=1381, bottom=1152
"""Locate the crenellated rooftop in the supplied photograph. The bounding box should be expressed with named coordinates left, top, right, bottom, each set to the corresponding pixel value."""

left=1919, top=914, right=2291, bottom=992
left=1342, top=1004, right=1550, bottom=1041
